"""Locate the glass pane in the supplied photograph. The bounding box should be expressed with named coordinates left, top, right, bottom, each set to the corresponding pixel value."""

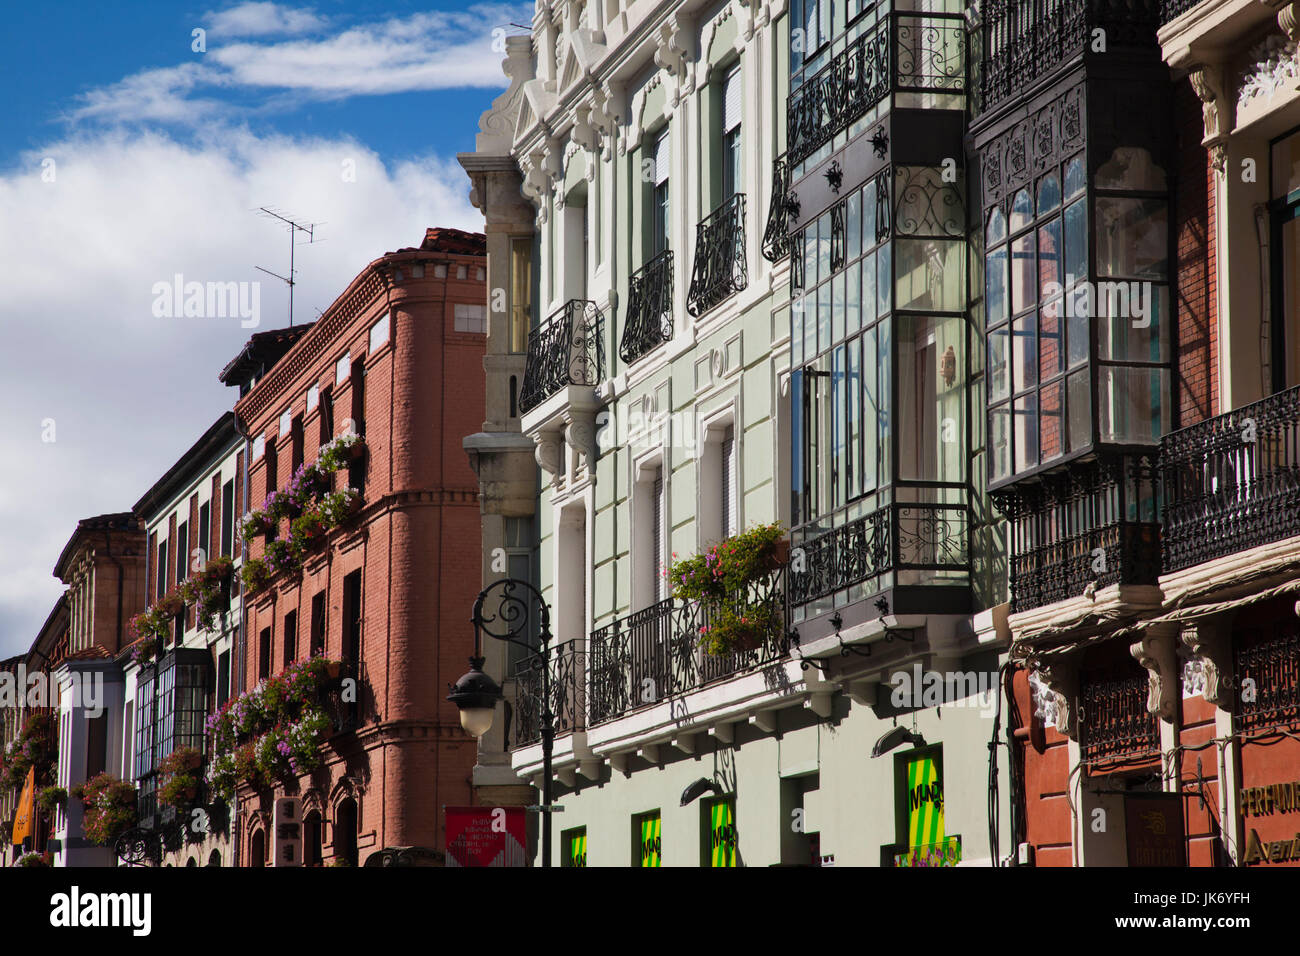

left=848, top=339, right=862, bottom=499
left=877, top=244, right=892, bottom=317
left=1094, top=147, right=1167, bottom=191
left=804, top=224, right=816, bottom=288
left=1012, top=233, right=1036, bottom=314
left=833, top=272, right=846, bottom=344
left=847, top=190, right=862, bottom=262
left=1067, top=294, right=1089, bottom=368
left=1038, top=174, right=1061, bottom=215
left=1013, top=314, right=1037, bottom=393
left=1064, top=199, right=1086, bottom=281
left=792, top=303, right=805, bottom=367
left=896, top=238, right=966, bottom=312
left=1098, top=283, right=1168, bottom=363
left=1010, top=189, right=1032, bottom=232
left=804, top=287, right=817, bottom=358
left=818, top=286, right=831, bottom=352
left=986, top=247, right=1008, bottom=327
left=990, top=405, right=1011, bottom=480
left=1013, top=394, right=1038, bottom=473
left=898, top=314, right=966, bottom=482
left=1064, top=156, right=1085, bottom=199
left=1039, top=299, right=1062, bottom=381
left=988, top=326, right=1010, bottom=402
left=987, top=206, right=1007, bottom=246
left=1040, top=382, right=1064, bottom=462
left=846, top=261, right=862, bottom=336
left=1038, top=218, right=1062, bottom=298
left=878, top=317, right=892, bottom=482
left=862, top=180, right=878, bottom=251
left=862, top=250, right=876, bottom=323
left=863, top=327, right=879, bottom=493
left=1067, top=369, right=1090, bottom=451
left=818, top=212, right=832, bottom=279
left=1095, top=197, right=1168, bottom=278
left=1097, top=366, right=1170, bottom=444
left=833, top=345, right=846, bottom=508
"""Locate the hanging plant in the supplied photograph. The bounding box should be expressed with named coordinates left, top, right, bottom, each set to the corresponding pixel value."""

left=319, top=433, right=364, bottom=472
left=242, top=510, right=276, bottom=539
left=157, top=747, right=203, bottom=810
left=240, top=557, right=272, bottom=595
left=36, top=785, right=67, bottom=817
left=71, top=774, right=138, bottom=847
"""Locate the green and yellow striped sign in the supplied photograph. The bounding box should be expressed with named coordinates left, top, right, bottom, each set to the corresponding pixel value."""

left=639, top=812, right=662, bottom=867
left=906, top=754, right=944, bottom=848
left=565, top=829, right=587, bottom=868
left=708, top=799, right=737, bottom=867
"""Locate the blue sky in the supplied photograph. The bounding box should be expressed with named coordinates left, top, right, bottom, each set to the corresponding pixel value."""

left=0, top=1, right=530, bottom=655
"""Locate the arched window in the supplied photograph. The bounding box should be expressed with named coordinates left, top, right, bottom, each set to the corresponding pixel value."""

left=334, top=798, right=358, bottom=866
left=304, top=810, right=324, bottom=867
left=250, top=829, right=266, bottom=868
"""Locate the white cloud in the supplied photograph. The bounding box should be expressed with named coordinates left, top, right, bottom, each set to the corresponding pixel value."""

left=206, top=2, right=329, bottom=38
left=0, top=127, right=480, bottom=657
left=70, top=5, right=524, bottom=125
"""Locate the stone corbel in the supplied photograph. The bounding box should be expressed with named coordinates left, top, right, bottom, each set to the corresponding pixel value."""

left=1188, top=64, right=1230, bottom=174
left=1131, top=625, right=1180, bottom=723
left=564, top=409, right=599, bottom=478
left=534, top=431, right=562, bottom=476
left=1276, top=0, right=1300, bottom=42
left=572, top=103, right=600, bottom=154
left=1180, top=616, right=1233, bottom=708
left=1028, top=655, right=1079, bottom=739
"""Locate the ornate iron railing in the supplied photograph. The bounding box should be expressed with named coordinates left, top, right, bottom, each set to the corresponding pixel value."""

left=762, top=154, right=795, bottom=263
left=518, top=299, right=606, bottom=413
left=993, top=456, right=1161, bottom=614
left=1160, top=385, right=1300, bottom=574
left=787, top=19, right=891, bottom=167
left=512, top=641, right=584, bottom=747
left=894, top=14, right=967, bottom=94
left=1158, top=0, right=1201, bottom=24
left=588, top=567, right=788, bottom=726
left=788, top=503, right=968, bottom=608
left=322, top=659, right=368, bottom=735
left=1078, top=668, right=1160, bottom=765
left=979, top=0, right=1159, bottom=112
left=687, top=194, right=748, bottom=317
left=1235, top=623, right=1300, bottom=733
left=620, top=249, right=674, bottom=364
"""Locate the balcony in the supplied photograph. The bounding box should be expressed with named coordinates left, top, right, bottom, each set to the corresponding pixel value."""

left=994, top=456, right=1161, bottom=615
left=321, top=659, right=370, bottom=735
left=518, top=299, right=606, bottom=413
left=1078, top=668, right=1160, bottom=766
left=588, top=566, right=789, bottom=726
left=1160, top=386, right=1300, bottom=575
left=619, top=249, right=674, bottom=365
left=687, top=194, right=748, bottom=318
left=510, top=642, right=585, bottom=747
left=788, top=503, right=969, bottom=611
left=1234, top=623, right=1300, bottom=734
left=979, top=0, right=1160, bottom=112
left=786, top=13, right=965, bottom=168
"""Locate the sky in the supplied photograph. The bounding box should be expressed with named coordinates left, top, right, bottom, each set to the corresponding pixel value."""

left=0, top=1, right=531, bottom=657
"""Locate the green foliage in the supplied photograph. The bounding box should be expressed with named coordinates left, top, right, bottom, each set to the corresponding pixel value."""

left=74, top=773, right=138, bottom=846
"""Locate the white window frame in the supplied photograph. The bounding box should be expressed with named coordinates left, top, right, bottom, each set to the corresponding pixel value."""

left=697, top=402, right=740, bottom=549
left=631, top=446, right=668, bottom=609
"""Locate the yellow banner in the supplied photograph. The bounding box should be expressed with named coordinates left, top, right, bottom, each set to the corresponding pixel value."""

left=11, top=767, right=35, bottom=847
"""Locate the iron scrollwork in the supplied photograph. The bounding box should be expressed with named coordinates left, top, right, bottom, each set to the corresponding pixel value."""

left=687, top=193, right=748, bottom=318
left=518, top=299, right=606, bottom=413
left=620, top=249, right=674, bottom=364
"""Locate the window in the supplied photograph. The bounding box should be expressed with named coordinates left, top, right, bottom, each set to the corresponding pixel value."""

left=456, top=264, right=468, bottom=280
left=510, top=238, right=532, bottom=353
left=217, top=650, right=231, bottom=708
left=1272, top=127, right=1300, bottom=391
left=635, top=810, right=662, bottom=867
left=703, top=797, right=737, bottom=867
left=503, top=518, right=538, bottom=673
left=721, top=425, right=736, bottom=539
left=221, top=480, right=235, bottom=557
left=564, top=827, right=588, bottom=867
left=291, top=416, right=304, bottom=473
left=369, top=313, right=390, bottom=352
left=199, top=502, right=211, bottom=564
left=134, top=666, right=155, bottom=779
left=252, top=434, right=265, bottom=461
left=310, top=591, right=326, bottom=657
left=653, top=469, right=665, bottom=602
left=156, top=540, right=169, bottom=602
left=307, top=383, right=319, bottom=413
left=653, top=128, right=670, bottom=256
left=284, top=610, right=298, bottom=665
left=336, top=352, right=351, bottom=384
left=790, top=0, right=831, bottom=76
left=321, top=387, right=334, bottom=441
left=176, top=522, right=189, bottom=584
left=455, top=303, right=487, bottom=333
left=279, top=408, right=292, bottom=437
left=259, top=627, right=271, bottom=681
left=720, top=65, right=743, bottom=203
left=349, top=364, right=366, bottom=493
left=342, top=571, right=362, bottom=661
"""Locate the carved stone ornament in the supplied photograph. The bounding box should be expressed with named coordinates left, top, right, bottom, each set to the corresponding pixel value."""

left=1130, top=626, right=1180, bottom=723
left=1188, top=64, right=1229, bottom=174
left=1026, top=656, right=1078, bottom=738
left=1181, top=620, right=1232, bottom=707
left=564, top=411, right=599, bottom=477
left=534, top=432, right=562, bottom=475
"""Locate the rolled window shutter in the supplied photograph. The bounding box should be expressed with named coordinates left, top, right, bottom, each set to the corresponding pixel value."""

left=722, top=426, right=736, bottom=539
left=655, top=131, right=670, bottom=186
left=723, top=67, right=742, bottom=133
left=653, top=472, right=665, bottom=601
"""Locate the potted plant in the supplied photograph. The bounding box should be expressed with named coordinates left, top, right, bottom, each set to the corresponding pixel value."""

left=157, top=747, right=203, bottom=811
left=263, top=538, right=299, bottom=577
left=697, top=601, right=782, bottom=656
left=36, top=785, right=66, bottom=818
left=71, top=773, right=138, bottom=847
left=155, top=589, right=185, bottom=617
left=319, top=488, right=362, bottom=527
left=291, top=508, right=330, bottom=556
left=320, top=433, right=364, bottom=472
left=240, top=557, right=272, bottom=595
left=242, top=510, right=276, bottom=539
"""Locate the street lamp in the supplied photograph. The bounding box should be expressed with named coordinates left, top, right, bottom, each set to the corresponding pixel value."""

left=447, top=578, right=556, bottom=867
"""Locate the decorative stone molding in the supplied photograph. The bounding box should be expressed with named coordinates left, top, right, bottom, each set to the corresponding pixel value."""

left=1188, top=63, right=1230, bottom=174
left=1130, top=625, right=1180, bottom=723
left=564, top=410, right=599, bottom=480
left=1181, top=618, right=1233, bottom=707
left=1237, top=33, right=1299, bottom=110
left=534, top=431, right=562, bottom=475
left=1280, top=0, right=1300, bottom=42
left=654, top=15, right=691, bottom=83
left=1025, top=655, right=1078, bottom=738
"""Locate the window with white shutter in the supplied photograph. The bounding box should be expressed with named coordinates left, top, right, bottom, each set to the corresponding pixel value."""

left=721, top=426, right=736, bottom=539
left=653, top=129, right=671, bottom=255
left=653, top=470, right=665, bottom=601
left=721, top=66, right=743, bottom=202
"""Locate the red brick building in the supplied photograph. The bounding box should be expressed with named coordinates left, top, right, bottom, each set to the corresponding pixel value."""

left=221, top=228, right=487, bottom=866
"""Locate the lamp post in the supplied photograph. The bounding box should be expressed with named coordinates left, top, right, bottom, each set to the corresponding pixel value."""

left=447, top=578, right=556, bottom=868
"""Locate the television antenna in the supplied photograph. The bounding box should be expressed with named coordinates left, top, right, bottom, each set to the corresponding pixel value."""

left=255, top=207, right=318, bottom=327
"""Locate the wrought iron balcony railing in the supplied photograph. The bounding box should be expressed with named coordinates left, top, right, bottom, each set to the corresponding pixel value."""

left=1160, top=385, right=1300, bottom=574
left=1157, top=0, right=1201, bottom=24
left=510, top=641, right=584, bottom=748
left=322, top=659, right=368, bottom=735
left=620, top=249, right=674, bottom=365
left=687, top=194, right=748, bottom=318
left=518, top=299, right=606, bottom=413
left=980, top=0, right=1160, bottom=112
left=588, top=567, right=788, bottom=727
left=1234, top=623, right=1300, bottom=733
left=994, top=456, right=1161, bottom=614
left=788, top=502, right=968, bottom=609
left=786, top=14, right=965, bottom=168
left=1078, top=668, right=1160, bottom=766
left=762, top=154, right=795, bottom=263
